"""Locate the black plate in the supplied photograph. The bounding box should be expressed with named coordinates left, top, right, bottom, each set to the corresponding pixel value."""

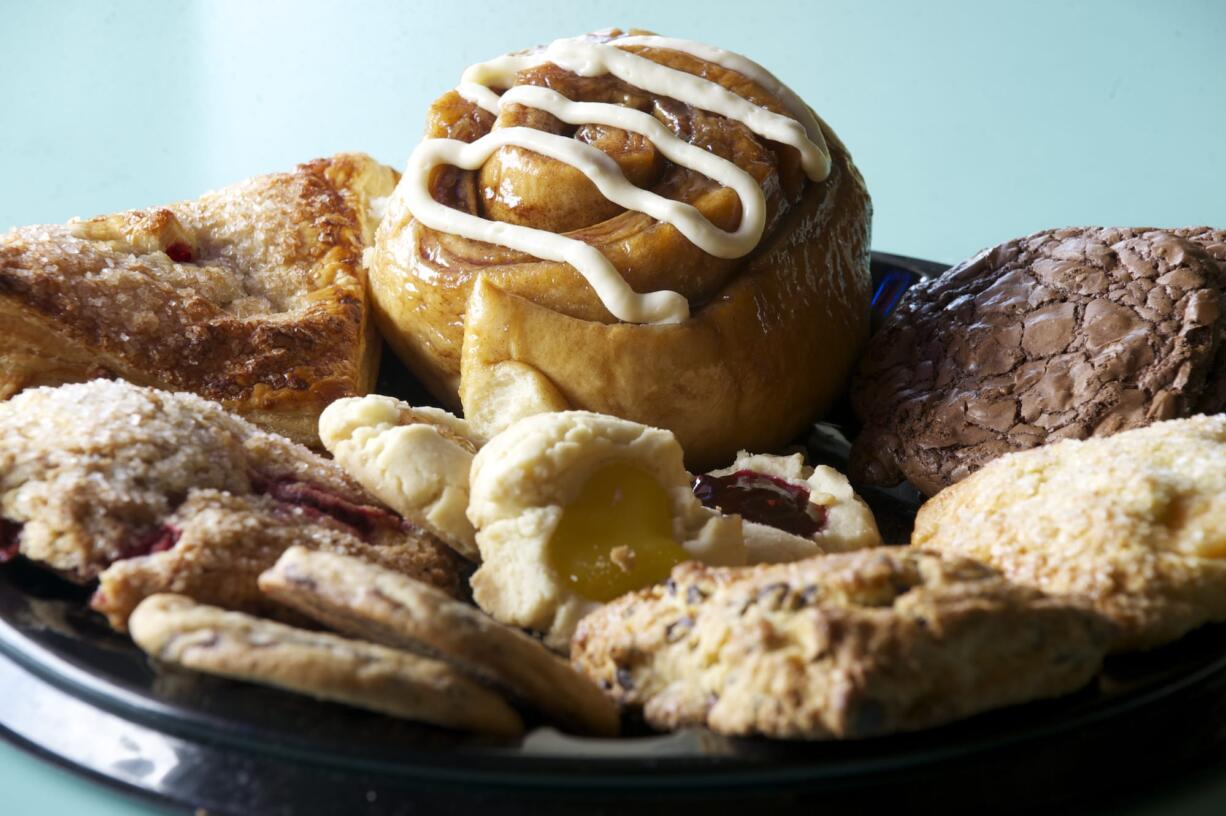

left=4, top=252, right=1226, bottom=816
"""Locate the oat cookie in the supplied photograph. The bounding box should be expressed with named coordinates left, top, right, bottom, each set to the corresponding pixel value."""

left=572, top=549, right=1112, bottom=739
left=913, top=415, right=1226, bottom=651
left=852, top=227, right=1224, bottom=494
left=259, top=547, right=618, bottom=735
left=129, top=594, right=522, bottom=736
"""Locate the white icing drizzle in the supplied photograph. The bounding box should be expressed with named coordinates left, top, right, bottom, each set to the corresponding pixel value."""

left=405, top=33, right=831, bottom=324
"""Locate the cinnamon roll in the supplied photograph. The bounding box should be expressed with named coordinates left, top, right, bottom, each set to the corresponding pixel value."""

left=371, top=29, right=872, bottom=469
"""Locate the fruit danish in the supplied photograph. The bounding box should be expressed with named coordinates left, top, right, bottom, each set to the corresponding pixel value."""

left=0, top=153, right=397, bottom=447
left=370, top=29, right=872, bottom=469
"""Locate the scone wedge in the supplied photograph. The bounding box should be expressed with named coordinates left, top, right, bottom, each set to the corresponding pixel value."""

left=0, top=380, right=466, bottom=629
left=129, top=594, right=522, bottom=736
left=572, top=549, right=1114, bottom=739
left=259, top=546, right=619, bottom=736
left=0, top=153, right=397, bottom=446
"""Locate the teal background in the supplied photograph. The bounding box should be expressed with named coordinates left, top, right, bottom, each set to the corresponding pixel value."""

left=2, top=0, right=1225, bottom=263
left=2, top=0, right=1225, bottom=813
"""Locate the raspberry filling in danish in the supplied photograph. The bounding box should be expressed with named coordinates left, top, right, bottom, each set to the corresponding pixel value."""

left=692, top=469, right=827, bottom=537
left=253, top=477, right=404, bottom=541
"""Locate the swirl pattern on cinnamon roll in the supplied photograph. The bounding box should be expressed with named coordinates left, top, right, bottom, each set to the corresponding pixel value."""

left=371, top=29, right=872, bottom=469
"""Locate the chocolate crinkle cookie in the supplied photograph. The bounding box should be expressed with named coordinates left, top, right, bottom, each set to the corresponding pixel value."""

left=851, top=226, right=1226, bottom=495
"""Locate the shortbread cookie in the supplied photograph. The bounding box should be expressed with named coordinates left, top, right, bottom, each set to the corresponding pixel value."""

left=129, top=594, right=522, bottom=736
left=94, top=490, right=465, bottom=631
left=467, top=411, right=745, bottom=651
left=913, top=415, right=1226, bottom=651
left=259, top=547, right=619, bottom=735
left=0, top=381, right=464, bottom=623
left=319, top=395, right=481, bottom=560
left=572, top=549, right=1113, bottom=739
left=852, top=227, right=1225, bottom=495
left=693, top=451, right=881, bottom=563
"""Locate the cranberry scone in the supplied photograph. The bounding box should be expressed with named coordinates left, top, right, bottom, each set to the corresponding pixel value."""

left=0, top=380, right=465, bottom=629
left=0, top=153, right=397, bottom=447
left=572, top=549, right=1113, bottom=739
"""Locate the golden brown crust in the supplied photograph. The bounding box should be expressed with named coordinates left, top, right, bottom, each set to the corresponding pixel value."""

left=913, top=415, right=1226, bottom=651
left=370, top=36, right=872, bottom=468
left=0, top=380, right=466, bottom=627
left=259, top=547, right=619, bottom=736
left=94, top=490, right=465, bottom=631
left=129, top=594, right=523, bottom=736
left=0, top=153, right=398, bottom=447
left=571, top=549, right=1113, bottom=739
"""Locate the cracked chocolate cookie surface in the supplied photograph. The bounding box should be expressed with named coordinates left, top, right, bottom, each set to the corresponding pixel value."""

left=851, top=227, right=1225, bottom=495
left=571, top=549, right=1113, bottom=740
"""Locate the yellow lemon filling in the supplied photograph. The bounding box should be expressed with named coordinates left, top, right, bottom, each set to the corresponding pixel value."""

left=547, top=461, right=689, bottom=602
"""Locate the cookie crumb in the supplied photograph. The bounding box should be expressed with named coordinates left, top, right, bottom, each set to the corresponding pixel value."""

left=609, top=545, right=636, bottom=573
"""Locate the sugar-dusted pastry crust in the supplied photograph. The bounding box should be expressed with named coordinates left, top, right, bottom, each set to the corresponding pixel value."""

left=319, top=395, right=482, bottom=560
left=94, top=489, right=465, bottom=631
left=571, top=549, right=1113, bottom=739
left=913, top=415, right=1226, bottom=651
left=259, top=547, right=619, bottom=736
left=0, top=153, right=398, bottom=447
left=852, top=227, right=1225, bottom=495
left=704, top=451, right=881, bottom=562
left=129, top=594, right=522, bottom=736
left=467, top=411, right=744, bottom=650
left=0, top=380, right=465, bottom=626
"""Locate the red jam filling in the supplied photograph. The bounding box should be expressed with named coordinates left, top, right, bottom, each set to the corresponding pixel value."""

left=1, top=519, right=22, bottom=563
left=253, top=477, right=402, bottom=540
left=164, top=241, right=193, bottom=263
left=118, top=523, right=181, bottom=560
left=691, top=469, right=827, bottom=538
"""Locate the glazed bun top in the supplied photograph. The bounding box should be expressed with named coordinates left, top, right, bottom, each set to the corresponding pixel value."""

left=389, top=28, right=834, bottom=325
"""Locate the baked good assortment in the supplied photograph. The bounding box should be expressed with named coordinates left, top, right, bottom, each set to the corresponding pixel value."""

left=1, top=28, right=1224, bottom=748
left=369, top=28, right=873, bottom=469
left=0, top=153, right=396, bottom=447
